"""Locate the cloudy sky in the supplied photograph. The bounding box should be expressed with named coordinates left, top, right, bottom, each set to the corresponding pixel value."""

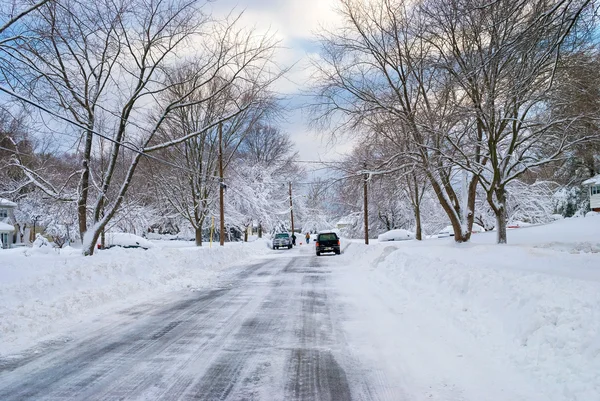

left=209, top=0, right=355, bottom=164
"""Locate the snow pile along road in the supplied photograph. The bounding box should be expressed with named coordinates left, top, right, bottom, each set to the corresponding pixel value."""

left=337, top=215, right=600, bottom=401
left=0, top=239, right=271, bottom=355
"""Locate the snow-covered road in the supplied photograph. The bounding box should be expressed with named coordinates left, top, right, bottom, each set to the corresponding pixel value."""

left=1, top=227, right=598, bottom=400
left=0, top=246, right=372, bottom=400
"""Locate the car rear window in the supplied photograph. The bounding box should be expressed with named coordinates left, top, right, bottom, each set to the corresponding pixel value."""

left=318, top=233, right=338, bottom=241
left=275, top=233, right=289, bottom=238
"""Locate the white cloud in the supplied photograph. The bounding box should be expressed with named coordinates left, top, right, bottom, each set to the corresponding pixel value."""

left=208, top=0, right=351, bottom=164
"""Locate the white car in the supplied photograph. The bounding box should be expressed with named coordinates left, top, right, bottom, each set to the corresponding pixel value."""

left=378, top=229, right=415, bottom=242
left=97, top=233, right=154, bottom=250
left=438, top=223, right=486, bottom=238
left=437, top=225, right=454, bottom=238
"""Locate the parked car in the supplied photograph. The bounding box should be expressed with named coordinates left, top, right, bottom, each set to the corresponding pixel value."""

left=315, top=231, right=340, bottom=256
left=97, top=233, right=154, bottom=250
left=437, top=225, right=454, bottom=238
left=378, top=229, right=415, bottom=242
left=272, top=233, right=292, bottom=250
left=471, top=223, right=486, bottom=233
left=438, top=223, right=486, bottom=238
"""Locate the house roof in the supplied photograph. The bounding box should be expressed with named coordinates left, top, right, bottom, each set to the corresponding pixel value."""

left=336, top=215, right=357, bottom=225
left=582, top=174, right=600, bottom=186
left=0, top=222, right=15, bottom=232
left=0, top=198, right=17, bottom=208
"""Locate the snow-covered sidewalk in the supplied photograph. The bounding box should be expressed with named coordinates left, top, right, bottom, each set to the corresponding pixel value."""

left=0, top=240, right=271, bottom=355
left=334, top=215, right=600, bottom=400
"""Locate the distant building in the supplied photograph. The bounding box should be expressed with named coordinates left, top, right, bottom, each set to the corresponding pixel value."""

left=582, top=174, right=600, bottom=212
left=336, top=215, right=357, bottom=230
left=0, top=198, right=17, bottom=249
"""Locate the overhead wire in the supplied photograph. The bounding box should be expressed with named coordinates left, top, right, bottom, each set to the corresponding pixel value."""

left=0, top=86, right=369, bottom=202
left=0, top=87, right=355, bottom=182
left=0, top=85, right=214, bottom=174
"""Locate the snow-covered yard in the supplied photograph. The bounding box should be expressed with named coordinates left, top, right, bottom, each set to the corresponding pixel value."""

left=0, top=239, right=271, bottom=355
left=337, top=214, right=600, bottom=400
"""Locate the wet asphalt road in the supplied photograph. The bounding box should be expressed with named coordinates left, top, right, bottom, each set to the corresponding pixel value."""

left=0, top=250, right=374, bottom=400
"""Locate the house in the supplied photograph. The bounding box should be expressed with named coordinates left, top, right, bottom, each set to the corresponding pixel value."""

left=0, top=198, right=17, bottom=249
left=336, top=214, right=358, bottom=230
left=582, top=174, right=600, bottom=212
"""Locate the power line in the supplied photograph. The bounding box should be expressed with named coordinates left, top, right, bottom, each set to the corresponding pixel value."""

left=0, top=86, right=351, bottom=182
left=0, top=85, right=213, bottom=174
left=0, top=87, right=365, bottom=203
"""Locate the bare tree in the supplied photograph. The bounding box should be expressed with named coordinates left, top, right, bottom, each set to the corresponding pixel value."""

left=421, top=0, right=595, bottom=243
left=237, top=123, right=298, bottom=165
left=310, top=0, right=478, bottom=242
left=0, top=0, right=51, bottom=50
left=153, top=64, right=279, bottom=246
left=3, top=0, right=282, bottom=255
left=548, top=50, right=600, bottom=180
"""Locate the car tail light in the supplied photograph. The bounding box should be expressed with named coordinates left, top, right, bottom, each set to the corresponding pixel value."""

left=316, top=242, right=319, bottom=247
left=337, top=240, right=340, bottom=245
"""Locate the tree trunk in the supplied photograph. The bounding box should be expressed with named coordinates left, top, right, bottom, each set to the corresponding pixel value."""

left=412, top=174, right=423, bottom=241
left=466, top=176, right=478, bottom=234
left=495, top=187, right=508, bottom=244
left=414, top=204, right=422, bottom=240
left=77, top=164, right=89, bottom=243
left=77, top=131, right=93, bottom=243
left=195, top=226, right=203, bottom=246
left=244, top=227, right=248, bottom=242
left=427, top=172, right=470, bottom=242
left=258, top=223, right=262, bottom=238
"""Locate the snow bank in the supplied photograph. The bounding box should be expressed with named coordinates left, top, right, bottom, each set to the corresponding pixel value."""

left=0, top=240, right=271, bottom=355
left=470, top=212, right=600, bottom=248
left=340, top=214, right=600, bottom=400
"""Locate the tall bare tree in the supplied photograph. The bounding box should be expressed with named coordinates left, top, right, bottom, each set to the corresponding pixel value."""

left=153, top=65, right=279, bottom=246
left=421, top=0, right=595, bottom=243
left=3, top=1, right=282, bottom=254
left=310, top=0, right=478, bottom=242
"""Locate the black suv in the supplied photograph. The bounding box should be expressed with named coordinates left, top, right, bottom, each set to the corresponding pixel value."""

left=315, top=232, right=340, bottom=256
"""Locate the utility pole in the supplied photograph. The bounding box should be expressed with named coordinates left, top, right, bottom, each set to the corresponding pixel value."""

left=363, top=163, right=369, bottom=245
left=219, top=122, right=225, bottom=246
left=289, top=181, right=295, bottom=235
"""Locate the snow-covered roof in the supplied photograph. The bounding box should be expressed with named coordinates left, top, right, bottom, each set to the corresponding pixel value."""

left=336, top=216, right=356, bottom=225
left=582, top=174, right=600, bottom=186
left=318, top=229, right=339, bottom=235
left=0, top=222, right=15, bottom=232
left=0, top=198, right=17, bottom=208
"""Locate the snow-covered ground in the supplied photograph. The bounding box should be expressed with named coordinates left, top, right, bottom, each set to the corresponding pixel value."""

left=1, top=216, right=598, bottom=400
left=337, top=214, right=600, bottom=400
left=0, top=239, right=272, bottom=355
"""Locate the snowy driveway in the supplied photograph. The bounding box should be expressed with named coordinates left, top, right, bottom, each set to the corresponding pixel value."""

left=0, top=247, right=372, bottom=400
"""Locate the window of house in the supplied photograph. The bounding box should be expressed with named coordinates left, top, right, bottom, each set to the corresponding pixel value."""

left=0, top=209, right=7, bottom=218
left=0, top=232, right=8, bottom=249
left=592, top=185, right=600, bottom=196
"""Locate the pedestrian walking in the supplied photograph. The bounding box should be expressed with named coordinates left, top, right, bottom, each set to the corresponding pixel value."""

left=305, top=232, right=310, bottom=244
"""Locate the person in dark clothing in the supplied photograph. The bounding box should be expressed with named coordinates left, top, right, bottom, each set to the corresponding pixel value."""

left=291, top=234, right=296, bottom=246
left=305, top=232, right=310, bottom=244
